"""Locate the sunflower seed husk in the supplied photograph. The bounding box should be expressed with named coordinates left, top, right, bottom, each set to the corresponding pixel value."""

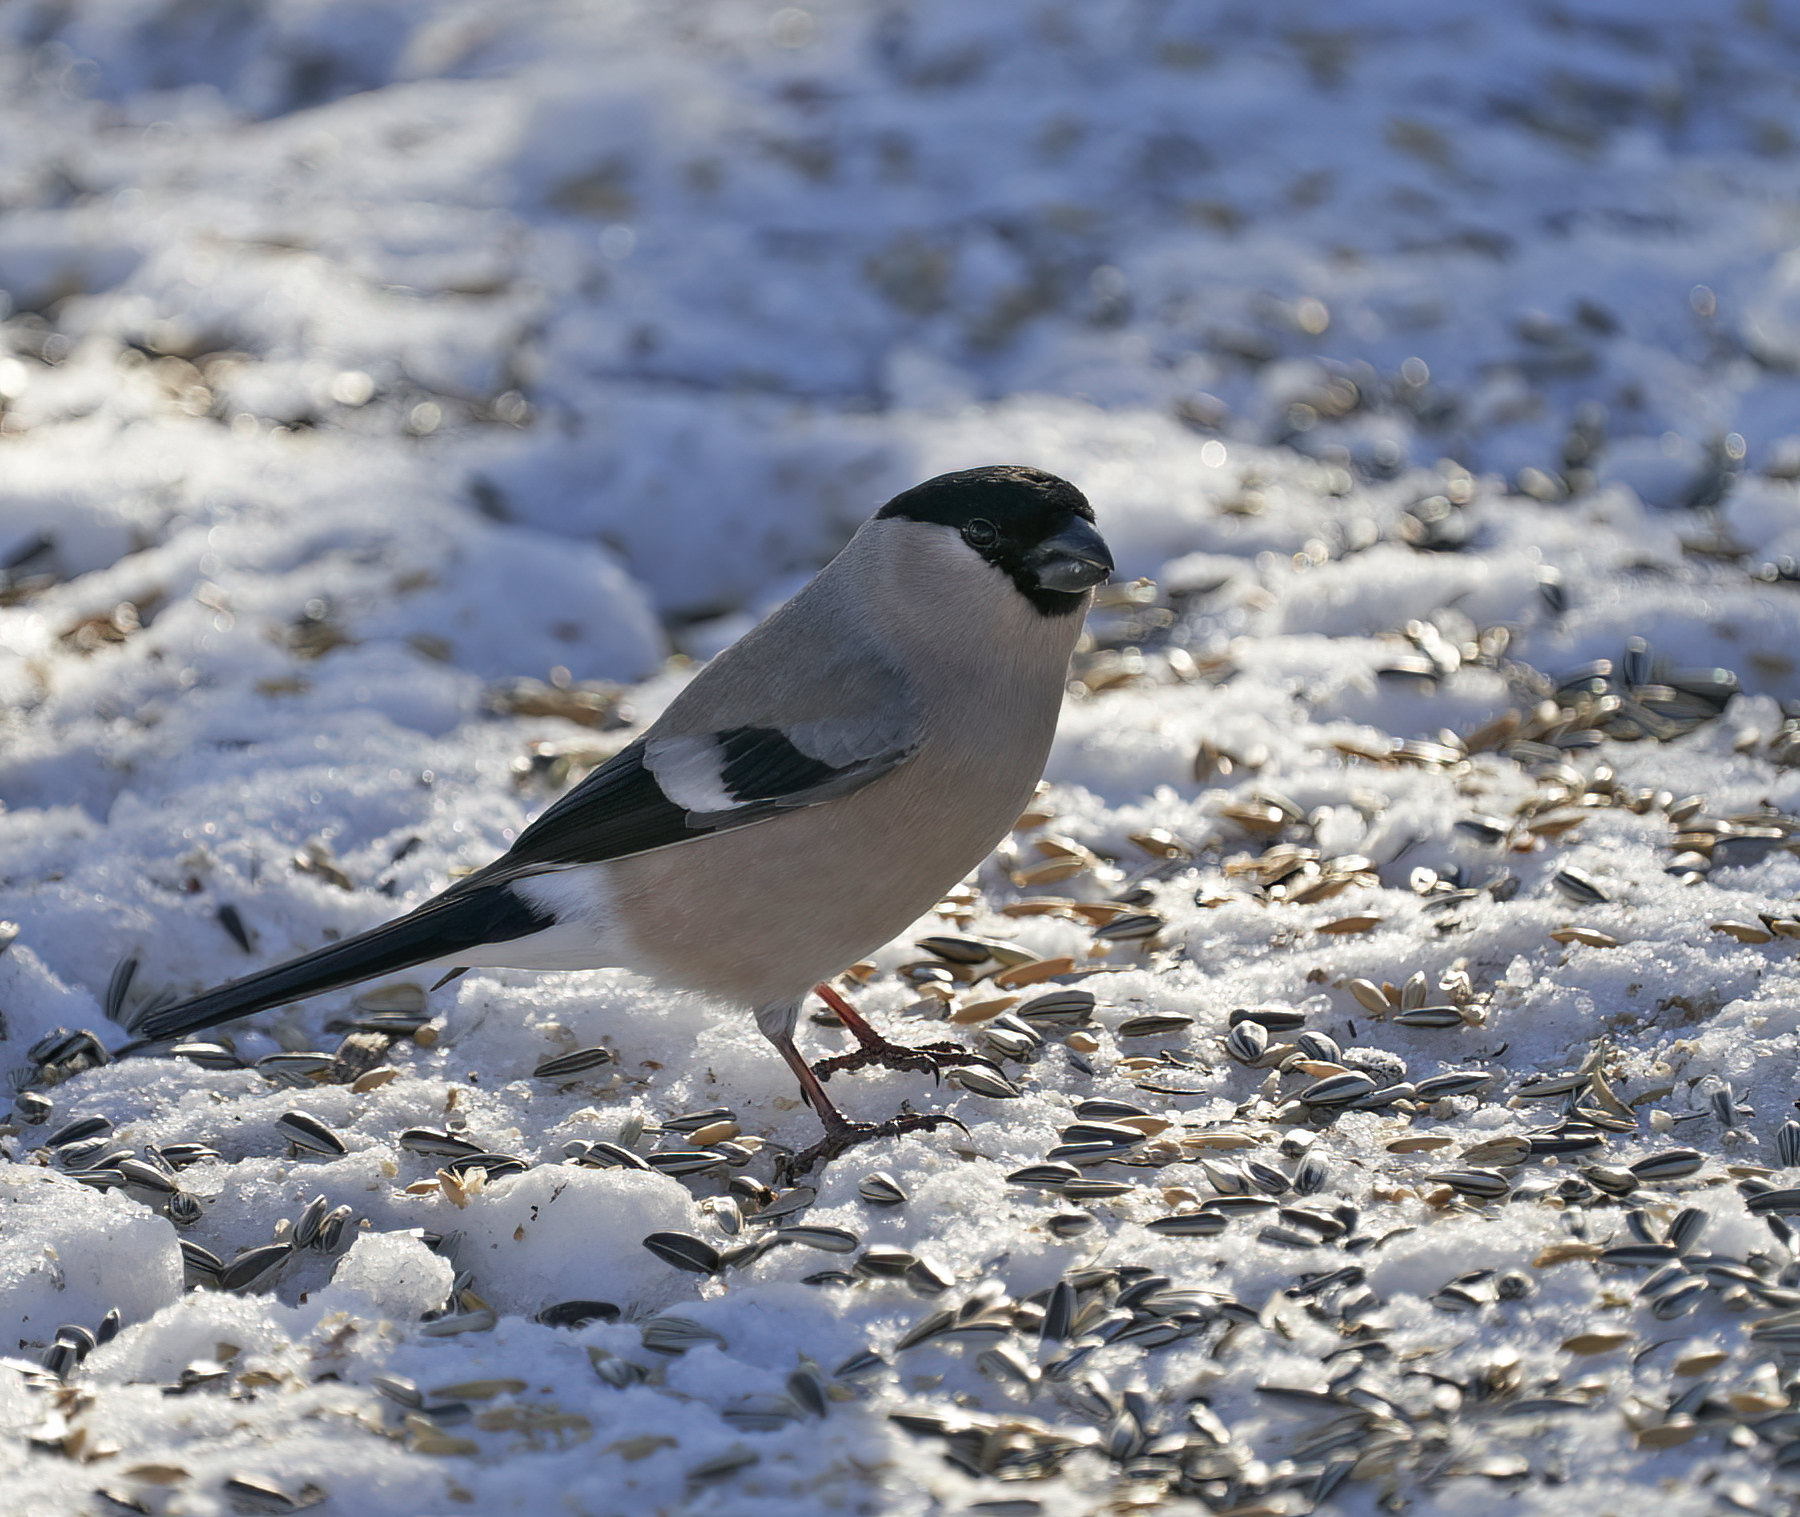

left=948, top=1066, right=1022, bottom=1099
left=1630, top=1150, right=1706, bottom=1182
left=1552, top=868, right=1612, bottom=905
left=47, top=1115, right=112, bottom=1150
left=372, top=1374, right=424, bottom=1408
left=577, top=1140, right=651, bottom=1171
left=775, top=1224, right=859, bottom=1254
left=1423, top=1169, right=1511, bottom=1200
left=418, top=1309, right=498, bottom=1337
left=1225, top=1020, right=1268, bottom=1064
left=220, top=1244, right=292, bottom=1293
left=642, top=1232, right=724, bottom=1275
left=1414, top=1071, right=1493, bottom=1100
left=534, top=1046, right=614, bottom=1079
left=171, top=1041, right=246, bottom=1070
left=114, top=1159, right=178, bottom=1197
left=255, top=1052, right=337, bottom=1085
left=1394, top=1006, right=1465, bottom=1028
left=1007, top=1163, right=1082, bottom=1189
left=1115, top=1014, right=1194, bottom=1038
left=1300, top=1073, right=1378, bottom=1107
left=858, top=1171, right=908, bottom=1206
left=536, top=1300, right=620, bottom=1329
left=640, top=1316, right=726, bottom=1355
left=275, top=1111, right=347, bottom=1157
left=644, top=1149, right=730, bottom=1177
left=1015, top=989, right=1097, bottom=1027
left=1146, top=1212, right=1228, bottom=1237
left=1346, top=978, right=1396, bottom=1015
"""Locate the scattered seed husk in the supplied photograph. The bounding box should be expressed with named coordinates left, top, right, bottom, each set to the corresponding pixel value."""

left=642, top=1232, right=724, bottom=1275
left=534, top=1046, right=614, bottom=1079
left=275, top=1111, right=347, bottom=1157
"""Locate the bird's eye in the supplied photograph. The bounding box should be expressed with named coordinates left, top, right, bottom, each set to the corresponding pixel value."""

left=962, top=519, right=999, bottom=549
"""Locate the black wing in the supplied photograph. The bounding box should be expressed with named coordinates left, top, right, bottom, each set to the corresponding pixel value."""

left=501, top=720, right=915, bottom=872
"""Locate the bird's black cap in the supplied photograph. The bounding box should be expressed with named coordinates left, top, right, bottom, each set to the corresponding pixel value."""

left=877, top=465, right=1107, bottom=616
left=877, top=464, right=1094, bottom=532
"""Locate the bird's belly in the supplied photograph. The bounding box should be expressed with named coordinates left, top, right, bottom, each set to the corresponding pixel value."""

left=607, top=740, right=1042, bottom=1008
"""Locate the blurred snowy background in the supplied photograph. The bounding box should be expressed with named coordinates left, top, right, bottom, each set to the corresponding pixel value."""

left=7, top=2, right=1800, bottom=1514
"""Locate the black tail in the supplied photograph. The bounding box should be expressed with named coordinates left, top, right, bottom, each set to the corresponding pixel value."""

left=126, top=878, right=554, bottom=1045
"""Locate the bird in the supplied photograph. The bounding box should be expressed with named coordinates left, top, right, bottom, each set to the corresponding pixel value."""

left=124, top=465, right=1113, bottom=1170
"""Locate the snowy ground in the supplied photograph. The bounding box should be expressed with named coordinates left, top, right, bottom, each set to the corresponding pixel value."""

left=6, top=2, right=1800, bottom=1513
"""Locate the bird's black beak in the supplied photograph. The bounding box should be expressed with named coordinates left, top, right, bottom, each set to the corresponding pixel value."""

left=1024, top=517, right=1113, bottom=593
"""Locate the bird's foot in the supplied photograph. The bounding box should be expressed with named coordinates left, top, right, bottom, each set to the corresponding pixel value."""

left=780, top=1107, right=967, bottom=1179
left=809, top=981, right=1000, bottom=1082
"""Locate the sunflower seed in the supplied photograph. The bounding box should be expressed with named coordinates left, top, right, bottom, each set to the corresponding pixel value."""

left=47, top=1115, right=112, bottom=1150
left=439, top=1152, right=528, bottom=1179
left=1414, top=1071, right=1493, bottom=1100
left=1601, top=1244, right=1683, bottom=1267
left=1007, top=1163, right=1082, bottom=1189
left=1146, top=1212, right=1228, bottom=1237
left=67, top=1168, right=127, bottom=1191
left=54, top=1137, right=118, bottom=1170
left=31, top=1027, right=107, bottom=1070
left=644, top=1149, right=729, bottom=1177
left=1225, top=1021, right=1268, bottom=1064
left=1202, top=1195, right=1277, bottom=1217
left=171, top=1041, right=245, bottom=1070
left=1394, top=1006, right=1465, bottom=1028
left=757, top=1186, right=817, bottom=1221
left=642, top=1231, right=724, bottom=1275
left=418, top=1309, right=497, bottom=1337
left=775, top=1224, right=859, bottom=1253
left=1060, top=1178, right=1137, bottom=1199
left=255, top=1052, right=337, bottom=1085
left=533, top=1046, right=614, bottom=1079
left=220, top=1244, right=292, bottom=1293
left=1015, top=990, right=1097, bottom=1026
left=1423, top=1169, right=1511, bottom=1199
left=276, top=1111, right=346, bottom=1157
left=1116, top=1013, right=1193, bottom=1038
left=372, top=1374, right=424, bottom=1408
left=1745, top=1188, right=1800, bottom=1215
left=114, top=1160, right=179, bottom=1199
left=948, top=1066, right=1022, bottom=1099
left=536, top=1300, right=620, bottom=1329
left=1074, top=1098, right=1151, bottom=1121
left=659, top=1107, right=734, bottom=1133
left=1300, top=1072, right=1378, bottom=1107
left=577, top=1140, right=651, bottom=1171
left=1650, top=1277, right=1710, bottom=1320
left=844, top=1166, right=908, bottom=1214
left=12, top=1090, right=52, bottom=1124
left=1630, top=1149, right=1706, bottom=1182
left=1551, top=867, right=1612, bottom=904
left=181, top=1242, right=224, bottom=1283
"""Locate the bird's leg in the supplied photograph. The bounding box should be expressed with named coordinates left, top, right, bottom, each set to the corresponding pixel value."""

left=808, top=982, right=1001, bottom=1082
left=761, top=1009, right=965, bottom=1179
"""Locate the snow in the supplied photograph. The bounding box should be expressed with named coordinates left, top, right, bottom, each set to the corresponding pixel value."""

left=4, top=1, right=1800, bottom=1513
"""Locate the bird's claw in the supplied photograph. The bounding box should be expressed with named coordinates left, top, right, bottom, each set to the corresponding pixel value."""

left=811, top=1039, right=998, bottom=1082
left=781, top=1109, right=967, bottom=1178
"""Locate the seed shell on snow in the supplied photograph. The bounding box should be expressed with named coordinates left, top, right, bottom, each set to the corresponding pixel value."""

left=274, top=1111, right=348, bottom=1157
left=774, top=1224, right=859, bottom=1253
left=858, top=1171, right=908, bottom=1206
left=533, top=1046, right=614, bottom=1079
left=947, top=1066, right=1022, bottom=1099
left=642, top=1232, right=725, bottom=1275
